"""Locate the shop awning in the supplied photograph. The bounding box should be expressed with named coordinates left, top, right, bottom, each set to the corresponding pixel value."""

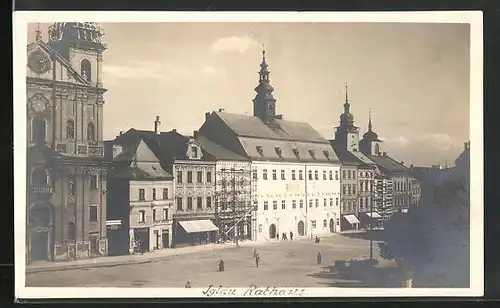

left=365, top=212, right=381, bottom=219
left=401, top=209, right=409, bottom=213
left=179, top=220, right=219, bottom=233
left=106, top=220, right=122, bottom=226
left=343, top=214, right=360, bottom=225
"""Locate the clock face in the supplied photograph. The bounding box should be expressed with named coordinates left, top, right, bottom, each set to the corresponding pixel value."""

left=30, top=94, right=48, bottom=113
left=28, top=49, right=51, bottom=75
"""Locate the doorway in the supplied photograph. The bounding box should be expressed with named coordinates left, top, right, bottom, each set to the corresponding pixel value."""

left=329, top=219, right=335, bottom=233
left=297, top=221, right=305, bottom=236
left=89, top=235, right=99, bottom=254
left=31, top=231, right=49, bottom=261
left=269, top=224, right=277, bottom=239
left=162, top=230, right=170, bottom=248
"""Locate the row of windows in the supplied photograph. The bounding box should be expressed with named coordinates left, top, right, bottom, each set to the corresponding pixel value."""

left=67, top=174, right=99, bottom=196
left=257, top=169, right=340, bottom=181
left=255, top=146, right=332, bottom=161
left=176, top=196, right=212, bottom=211
left=177, top=170, right=212, bottom=184
left=65, top=120, right=97, bottom=141
left=262, top=198, right=339, bottom=211
left=138, top=188, right=169, bottom=201
left=394, top=181, right=411, bottom=191
left=341, top=182, right=373, bottom=195
left=341, top=198, right=372, bottom=212
left=138, top=208, right=169, bottom=223
left=342, top=170, right=373, bottom=180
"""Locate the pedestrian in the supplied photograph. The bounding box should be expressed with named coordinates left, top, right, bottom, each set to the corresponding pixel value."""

left=185, top=281, right=192, bottom=288
left=282, top=232, right=286, bottom=240
left=218, top=259, right=225, bottom=272
left=317, top=252, right=322, bottom=264
left=290, top=231, right=293, bottom=241
left=253, top=248, right=257, bottom=258
left=276, top=233, right=279, bottom=240
left=255, top=253, right=260, bottom=268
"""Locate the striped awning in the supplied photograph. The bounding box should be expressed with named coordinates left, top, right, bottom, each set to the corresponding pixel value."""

left=365, top=212, right=381, bottom=219
left=179, top=220, right=219, bottom=233
left=343, top=214, right=360, bottom=225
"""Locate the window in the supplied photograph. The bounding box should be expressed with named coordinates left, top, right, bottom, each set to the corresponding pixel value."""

left=152, top=188, right=156, bottom=200
left=308, top=170, right=313, bottom=180
left=197, top=171, right=203, bottom=183
left=187, top=171, right=193, bottom=184
left=311, top=220, right=317, bottom=228
left=292, top=200, right=297, bottom=209
left=275, top=147, right=283, bottom=159
left=256, top=146, right=264, bottom=157
left=206, top=196, right=212, bottom=208
left=299, top=170, right=304, bottom=180
left=281, top=200, right=286, bottom=210
left=360, top=198, right=364, bottom=209
left=329, top=198, right=333, bottom=207
left=252, top=170, right=258, bottom=180
left=335, top=171, right=339, bottom=180
left=292, top=148, right=300, bottom=158
left=315, top=199, right=319, bottom=207
left=336, top=198, right=339, bottom=206
left=87, top=123, right=95, bottom=142
left=66, top=119, right=75, bottom=139
left=191, top=146, right=198, bottom=158
left=309, top=200, right=313, bottom=208
left=342, top=185, right=346, bottom=195
left=139, top=210, right=145, bottom=223
left=197, top=197, right=203, bottom=209
left=353, top=172, right=356, bottom=180
left=291, top=170, right=296, bottom=180
left=365, top=180, right=370, bottom=191
left=329, top=171, right=333, bottom=180
left=280, top=170, right=285, bottom=180
left=89, top=174, right=98, bottom=190
left=299, top=200, right=304, bottom=208
left=139, top=189, right=145, bottom=201
left=323, top=171, right=327, bottom=180
left=323, top=219, right=327, bottom=227
left=177, top=171, right=183, bottom=183
left=153, top=209, right=157, bottom=221
left=336, top=218, right=340, bottom=226
left=348, top=184, right=351, bottom=195
left=187, top=197, right=193, bottom=210
left=342, top=170, right=346, bottom=179
left=352, top=185, right=356, bottom=194
left=81, top=59, right=91, bottom=82
left=176, top=197, right=183, bottom=211
left=163, top=208, right=169, bottom=220
left=314, top=170, right=319, bottom=180
left=206, top=171, right=212, bottom=183
left=323, top=198, right=327, bottom=207
left=163, top=188, right=169, bottom=200
left=323, top=150, right=330, bottom=160
left=32, top=116, right=46, bottom=144
left=263, top=169, right=268, bottom=180
left=89, top=205, right=98, bottom=222
left=360, top=181, right=364, bottom=191
left=365, top=197, right=369, bottom=208
left=309, top=150, right=316, bottom=159
left=272, top=170, right=277, bottom=180
left=273, top=201, right=278, bottom=210
left=347, top=170, right=351, bottom=180
left=264, top=201, right=269, bottom=210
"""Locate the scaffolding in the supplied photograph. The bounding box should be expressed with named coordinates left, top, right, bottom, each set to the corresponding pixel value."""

left=214, top=164, right=258, bottom=243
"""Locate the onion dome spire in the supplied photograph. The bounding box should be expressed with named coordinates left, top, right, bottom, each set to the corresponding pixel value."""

left=253, top=46, right=277, bottom=121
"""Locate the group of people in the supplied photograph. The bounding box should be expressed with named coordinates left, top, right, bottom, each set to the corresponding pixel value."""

left=276, top=231, right=294, bottom=241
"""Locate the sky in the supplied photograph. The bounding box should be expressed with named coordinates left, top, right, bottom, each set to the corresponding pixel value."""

left=27, top=22, right=470, bottom=167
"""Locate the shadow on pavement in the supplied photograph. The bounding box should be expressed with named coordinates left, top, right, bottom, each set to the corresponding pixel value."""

left=307, top=258, right=403, bottom=288
left=339, top=230, right=386, bottom=241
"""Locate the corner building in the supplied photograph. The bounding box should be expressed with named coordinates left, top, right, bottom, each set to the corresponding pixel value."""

left=198, top=50, right=341, bottom=241
left=26, top=23, right=108, bottom=262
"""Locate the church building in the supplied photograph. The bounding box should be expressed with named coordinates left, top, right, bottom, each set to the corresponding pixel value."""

left=26, top=23, right=109, bottom=262
left=198, top=50, right=342, bottom=241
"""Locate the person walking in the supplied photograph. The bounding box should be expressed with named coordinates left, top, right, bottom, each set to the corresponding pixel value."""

left=276, top=233, right=279, bottom=240
left=253, top=248, right=257, bottom=258
left=289, top=231, right=293, bottom=241
left=317, top=252, right=322, bottom=264
left=255, top=253, right=260, bottom=268
left=185, top=281, right=192, bottom=288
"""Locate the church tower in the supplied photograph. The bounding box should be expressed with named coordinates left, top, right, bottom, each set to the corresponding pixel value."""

left=360, top=110, right=383, bottom=156
left=334, top=83, right=360, bottom=152
left=253, top=48, right=278, bottom=123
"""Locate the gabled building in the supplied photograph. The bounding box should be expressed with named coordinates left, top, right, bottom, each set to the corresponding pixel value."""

left=105, top=135, right=174, bottom=256
left=26, top=23, right=108, bottom=263
left=198, top=50, right=341, bottom=241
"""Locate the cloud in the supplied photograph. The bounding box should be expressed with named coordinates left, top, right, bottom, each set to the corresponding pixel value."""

left=384, top=133, right=456, bottom=152
left=200, top=66, right=227, bottom=79
left=210, top=36, right=260, bottom=54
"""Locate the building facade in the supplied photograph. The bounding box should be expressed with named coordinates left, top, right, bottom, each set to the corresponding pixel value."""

left=105, top=137, right=174, bottom=256
left=26, top=23, right=108, bottom=263
left=197, top=50, right=341, bottom=242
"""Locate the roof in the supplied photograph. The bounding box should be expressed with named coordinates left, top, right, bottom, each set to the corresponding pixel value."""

left=195, top=135, right=249, bottom=161
left=329, top=140, right=377, bottom=168
left=215, top=111, right=327, bottom=143
left=368, top=154, right=410, bottom=175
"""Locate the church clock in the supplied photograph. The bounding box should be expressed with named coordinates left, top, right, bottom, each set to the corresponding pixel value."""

left=28, top=49, right=51, bottom=75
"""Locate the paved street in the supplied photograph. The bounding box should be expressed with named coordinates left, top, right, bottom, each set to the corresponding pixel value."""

left=26, top=233, right=395, bottom=288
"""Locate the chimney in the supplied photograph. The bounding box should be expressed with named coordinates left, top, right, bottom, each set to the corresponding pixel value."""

left=401, top=161, right=405, bottom=166
left=119, top=131, right=123, bottom=136
left=205, top=112, right=210, bottom=121
left=193, top=130, right=198, bottom=138
left=172, top=128, right=177, bottom=133
left=464, top=142, right=470, bottom=151
left=154, top=116, right=161, bottom=135
left=218, top=108, right=225, bottom=113
left=383, top=152, right=387, bottom=157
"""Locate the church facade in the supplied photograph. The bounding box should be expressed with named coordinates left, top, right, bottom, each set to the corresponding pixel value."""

left=26, top=23, right=109, bottom=263
left=198, top=50, right=342, bottom=241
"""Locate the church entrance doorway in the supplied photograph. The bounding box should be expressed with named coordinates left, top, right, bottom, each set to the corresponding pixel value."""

left=297, top=221, right=305, bottom=236
left=329, top=219, right=335, bottom=233
left=269, top=224, right=277, bottom=239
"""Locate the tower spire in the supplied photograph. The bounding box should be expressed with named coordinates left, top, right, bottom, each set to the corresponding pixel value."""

left=35, top=23, right=42, bottom=41
left=368, top=109, right=373, bottom=131
left=343, top=81, right=350, bottom=113
left=253, top=47, right=277, bottom=122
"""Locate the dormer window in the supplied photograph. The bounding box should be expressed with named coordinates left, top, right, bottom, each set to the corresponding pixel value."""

left=191, top=146, right=198, bottom=158
left=256, top=146, right=264, bottom=157
left=292, top=149, right=300, bottom=159
left=309, top=150, right=316, bottom=160
left=274, top=147, right=283, bottom=159
left=323, top=150, right=330, bottom=160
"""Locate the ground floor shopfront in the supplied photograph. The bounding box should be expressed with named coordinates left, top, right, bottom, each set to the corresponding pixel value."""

left=341, top=212, right=383, bottom=231
left=172, top=218, right=219, bottom=248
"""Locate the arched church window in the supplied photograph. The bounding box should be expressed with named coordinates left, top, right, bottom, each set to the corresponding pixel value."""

left=66, top=119, right=75, bottom=139
left=31, top=167, right=48, bottom=186
left=375, top=143, right=380, bottom=155
left=32, top=116, right=46, bottom=144
left=87, top=122, right=96, bottom=142
left=81, top=59, right=91, bottom=82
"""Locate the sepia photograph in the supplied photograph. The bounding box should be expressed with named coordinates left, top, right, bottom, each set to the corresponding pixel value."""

left=14, top=11, right=483, bottom=299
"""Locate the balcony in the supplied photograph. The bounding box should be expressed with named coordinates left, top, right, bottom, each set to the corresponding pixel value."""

left=31, top=185, right=53, bottom=194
